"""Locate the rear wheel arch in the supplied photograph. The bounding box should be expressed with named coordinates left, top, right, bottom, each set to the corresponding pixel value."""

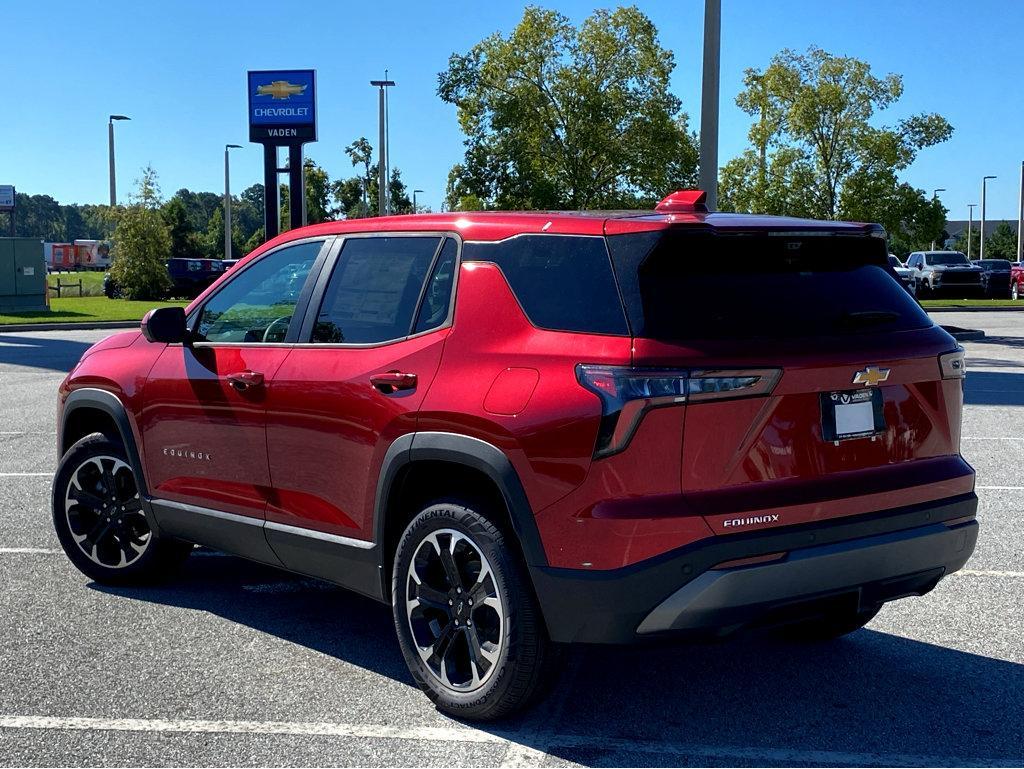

left=374, top=432, right=547, bottom=597
left=61, top=389, right=149, bottom=497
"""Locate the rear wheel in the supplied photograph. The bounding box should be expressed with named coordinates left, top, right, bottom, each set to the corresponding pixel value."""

left=779, top=605, right=881, bottom=642
left=52, top=433, right=191, bottom=584
left=392, top=500, right=560, bottom=721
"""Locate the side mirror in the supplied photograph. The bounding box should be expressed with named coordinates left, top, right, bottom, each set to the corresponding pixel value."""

left=141, top=306, right=188, bottom=344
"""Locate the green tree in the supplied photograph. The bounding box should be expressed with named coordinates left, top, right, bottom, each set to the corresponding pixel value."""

left=720, top=46, right=953, bottom=223
left=438, top=5, right=697, bottom=210
left=110, top=169, right=172, bottom=300
left=161, top=196, right=202, bottom=259
left=984, top=222, right=1018, bottom=259
left=303, top=158, right=332, bottom=224
left=344, top=137, right=374, bottom=214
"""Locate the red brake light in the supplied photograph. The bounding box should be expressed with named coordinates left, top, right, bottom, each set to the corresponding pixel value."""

left=576, top=365, right=781, bottom=458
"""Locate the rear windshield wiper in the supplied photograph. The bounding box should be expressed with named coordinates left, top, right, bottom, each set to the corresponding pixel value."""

left=838, top=310, right=901, bottom=328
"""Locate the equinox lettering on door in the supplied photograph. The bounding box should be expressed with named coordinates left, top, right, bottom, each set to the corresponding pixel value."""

left=722, top=514, right=780, bottom=528
left=162, top=447, right=212, bottom=461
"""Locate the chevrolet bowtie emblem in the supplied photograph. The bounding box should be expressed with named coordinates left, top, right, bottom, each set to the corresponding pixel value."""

left=852, top=366, right=890, bottom=387
left=256, top=80, right=307, bottom=100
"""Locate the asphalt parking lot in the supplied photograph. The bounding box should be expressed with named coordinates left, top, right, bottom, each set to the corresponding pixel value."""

left=0, top=316, right=1021, bottom=767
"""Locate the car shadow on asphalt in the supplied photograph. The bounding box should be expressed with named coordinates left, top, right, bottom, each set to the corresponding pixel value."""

left=963, top=370, right=1024, bottom=406
left=91, top=554, right=1024, bottom=766
left=0, top=333, right=93, bottom=373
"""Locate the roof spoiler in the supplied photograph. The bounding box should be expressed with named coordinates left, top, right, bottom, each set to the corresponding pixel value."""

left=655, top=189, right=708, bottom=214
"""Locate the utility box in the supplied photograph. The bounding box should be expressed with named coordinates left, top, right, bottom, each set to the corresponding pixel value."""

left=0, top=238, right=48, bottom=312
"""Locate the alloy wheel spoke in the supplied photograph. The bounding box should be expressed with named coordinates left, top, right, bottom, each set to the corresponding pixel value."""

left=414, top=582, right=451, bottom=612
left=68, top=487, right=106, bottom=512
left=425, top=622, right=456, bottom=671
left=464, top=624, right=492, bottom=679
left=438, top=537, right=463, bottom=591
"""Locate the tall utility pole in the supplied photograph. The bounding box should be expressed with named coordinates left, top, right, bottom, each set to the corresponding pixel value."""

left=1017, top=161, right=1023, bottom=262
left=108, top=115, right=130, bottom=206
left=980, top=175, right=996, bottom=260
left=698, top=0, right=721, bottom=210
left=370, top=78, right=396, bottom=216
left=967, top=204, right=977, bottom=259
left=224, top=144, right=242, bottom=260
left=930, top=188, right=946, bottom=250
left=413, top=189, right=423, bottom=213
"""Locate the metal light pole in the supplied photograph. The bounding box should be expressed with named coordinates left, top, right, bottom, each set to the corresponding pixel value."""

left=370, top=78, right=396, bottom=216
left=980, top=175, right=996, bottom=260
left=930, top=188, right=946, bottom=249
left=224, top=144, right=242, bottom=260
left=1017, top=161, right=1023, bottom=262
left=412, top=189, right=423, bottom=213
left=108, top=115, right=130, bottom=206
left=967, top=204, right=977, bottom=259
left=698, top=0, right=721, bottom=210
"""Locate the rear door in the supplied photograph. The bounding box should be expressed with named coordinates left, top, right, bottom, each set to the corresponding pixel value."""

left=607, top=228, right=972, bottom=535
left=263, top=234, right=458, bottom=578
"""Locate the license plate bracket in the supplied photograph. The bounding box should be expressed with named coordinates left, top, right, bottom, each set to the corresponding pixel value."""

left=820, top=388, right=885, bottom=442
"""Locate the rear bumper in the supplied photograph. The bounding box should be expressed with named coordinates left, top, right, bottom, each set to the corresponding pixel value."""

left=531, top=493, right=978, bottom=644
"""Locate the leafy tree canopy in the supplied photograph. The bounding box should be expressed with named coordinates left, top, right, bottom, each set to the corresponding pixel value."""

left=438, top=5, right=697, bottom=210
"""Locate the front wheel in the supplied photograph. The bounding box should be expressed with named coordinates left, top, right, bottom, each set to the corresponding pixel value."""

left=52, top=433, right=191, bottom=584
left=392, top=501, right=560, bottom=721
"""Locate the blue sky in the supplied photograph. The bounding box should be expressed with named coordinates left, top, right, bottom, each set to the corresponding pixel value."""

left=4, top=0, right=1022, bottom=219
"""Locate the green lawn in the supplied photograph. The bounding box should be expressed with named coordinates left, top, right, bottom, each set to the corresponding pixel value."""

left=920, top=298, right=1021, bottom=308
left=47, top=270, right=108, bottom=297
left=0, top=296, right=189, bottom=325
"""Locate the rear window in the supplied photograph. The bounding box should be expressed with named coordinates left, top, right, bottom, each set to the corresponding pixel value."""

left=925, top=252, right=969, bottom=266
left=463, top=235, right=628, bottom=335
left=607, top=231, right=932, bottom=340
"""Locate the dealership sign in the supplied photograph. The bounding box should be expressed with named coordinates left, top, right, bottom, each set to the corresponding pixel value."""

left=0, top=185, right=14, bottom=212
left=247, top=70, right=316, bottom=143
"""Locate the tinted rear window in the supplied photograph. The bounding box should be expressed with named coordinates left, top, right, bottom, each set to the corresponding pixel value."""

left=607, top=231, right=932, bottom=340
left=463, top=235, right=628, bottom=335
left=925, top=253, right=969, bottom=266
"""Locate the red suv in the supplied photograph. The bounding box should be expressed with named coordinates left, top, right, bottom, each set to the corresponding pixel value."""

left=53, top=191, right=977, bottom=720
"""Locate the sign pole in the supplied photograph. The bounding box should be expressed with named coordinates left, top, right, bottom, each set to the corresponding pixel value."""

left=263, top=145, right=279, bottom=241
left=289, top=144, right=305, bottom=229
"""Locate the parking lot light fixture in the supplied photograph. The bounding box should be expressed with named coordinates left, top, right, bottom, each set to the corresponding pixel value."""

left=108, top=115, right=130, bottom=206
left=967, top=204, right=977, bottom=259
left=413, top=189, right=424, bottom=213
left=224, top=144, right=243, bottom=260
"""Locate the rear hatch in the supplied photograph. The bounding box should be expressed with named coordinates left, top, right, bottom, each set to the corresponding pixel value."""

left=605, top=226, right=972, bottom=535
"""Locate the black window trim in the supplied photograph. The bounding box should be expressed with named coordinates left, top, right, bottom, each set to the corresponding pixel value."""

left=462, top=232, right=631, bottom=338
left=184, top=235, right=336, bottom=348
left=294, top=230, right=463, bottom=348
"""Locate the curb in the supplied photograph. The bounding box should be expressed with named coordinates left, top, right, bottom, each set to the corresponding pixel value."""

left=925, top=305, right=1024, bottom=312
left=0, top=321, right=139, bottom=333
left=939, top=325, right=986, bottom=342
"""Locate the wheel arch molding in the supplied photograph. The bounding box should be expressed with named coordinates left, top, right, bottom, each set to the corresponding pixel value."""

left=373, top=431, right=548, bottom=590
left=60, top=388, right=149, bottom=498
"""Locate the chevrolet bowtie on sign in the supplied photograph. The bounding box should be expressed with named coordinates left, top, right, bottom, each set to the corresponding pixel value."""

left=248, top=69, right=317, bottom=143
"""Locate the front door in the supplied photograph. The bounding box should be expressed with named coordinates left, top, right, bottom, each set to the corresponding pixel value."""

left=140, top=239, right=327, bottom=557
left=263, top=234, right=458, bottom=590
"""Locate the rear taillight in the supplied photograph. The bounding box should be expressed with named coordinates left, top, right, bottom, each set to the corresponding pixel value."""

left=939, top=348, right=966, bottom=379
left=576, top=365, right=781, bottom=457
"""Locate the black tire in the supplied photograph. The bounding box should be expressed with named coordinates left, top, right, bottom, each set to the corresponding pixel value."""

left=392, top=500, right=560, bottom=721
left=52, top=433, right=191, bottom=585
left=778, top=605, right=881, bottom=642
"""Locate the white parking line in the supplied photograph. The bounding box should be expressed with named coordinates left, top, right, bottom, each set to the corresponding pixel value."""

left=0, top=714, right=1017, bottom=767
left=956, top=569, right=1024, bottom=578
left=962, top=436, right=1024, bottom=441
left=0, top=472, right=52, bottom=477
left=977, top=485, right=1024, bottom=490
left=0, top=547, right=61, bottom=554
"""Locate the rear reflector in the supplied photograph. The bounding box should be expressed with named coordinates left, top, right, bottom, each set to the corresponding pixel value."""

left=939, top=348, right=966, bottom=379
left=711, top=552, right=788, bottom=570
